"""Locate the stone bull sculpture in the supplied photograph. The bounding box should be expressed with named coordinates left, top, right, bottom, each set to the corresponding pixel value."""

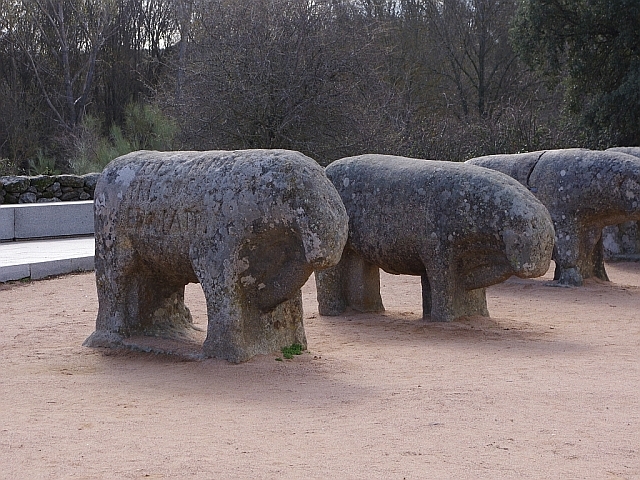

left=467, top=148, right=640, bottom=285
left=84, top=149, right=348, bottom=363
left=315, top=154, right=554, bottom=322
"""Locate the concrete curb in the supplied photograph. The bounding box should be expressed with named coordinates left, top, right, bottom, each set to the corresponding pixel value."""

left=0, top=255, right=95, bottom=282
left=0, top=236, right=95, bottom=283
left=0, top=200, right=95, bottom=282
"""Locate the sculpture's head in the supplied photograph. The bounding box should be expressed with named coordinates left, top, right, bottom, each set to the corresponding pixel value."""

left=266, top=151, right=349, bottom=270
left=233, top=150, right=348, bottom=312
left=292, top=183, right=349, bottom=270
left=500, top=206, right=555, bottom=279
left=445, top=165, right=555, bottom=291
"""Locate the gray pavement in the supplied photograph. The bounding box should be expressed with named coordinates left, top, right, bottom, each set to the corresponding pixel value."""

left=0, top=236, right=95, bottom=282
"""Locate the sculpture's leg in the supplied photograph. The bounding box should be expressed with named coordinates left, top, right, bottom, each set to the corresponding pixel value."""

left=198, top=269, right=246, bottom=362
left=423, top=260, right=488, bottom=322
left=552, top=223, right=584, bottom=286
left=454, top=287, right=489, bottom=318
left=422, top=269, right=457, bottom=322
left=87, top=264, right=195, bottom=348
left=316, top=260, right=348, bottom=316
left=85, top=239, right=137, bottom=347
left=580, top=227, right=609, bottom=281
left=245, top=291, right=307, bottom=360
left=316, top=248, right=384, bottom=315
left=344, top=250, right=385, bottom=313
left=195, top=256, right=306, bottom=363
left=127, top=276, right=194, bottom=338
left=421, top=273, right=432, bottom=318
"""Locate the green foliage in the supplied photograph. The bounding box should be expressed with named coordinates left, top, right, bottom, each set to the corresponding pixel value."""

left=28, top=150, right=61, bottom=175
left=512, top=0, right=640, bottom=147
left=123, top=103, right=178, bottom=152
left=69, top=115, right=114, bottom=174
left=69, top=104, right=178, bottom=174
left=280, top=343, right=304, bottom=360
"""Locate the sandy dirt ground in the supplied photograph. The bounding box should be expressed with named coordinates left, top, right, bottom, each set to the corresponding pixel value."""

left=1, top=261, right=639, bottom=479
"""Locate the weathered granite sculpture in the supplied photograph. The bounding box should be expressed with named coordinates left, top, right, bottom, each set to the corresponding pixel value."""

left=84, top=149, right=348, bottom=363
left=316, top=154, right=554, bottom=322
left=467, top=148, right=640, bottom=285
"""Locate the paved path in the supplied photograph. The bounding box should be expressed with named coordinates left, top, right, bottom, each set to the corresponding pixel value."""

left=0, top=236, right=95, bottom=282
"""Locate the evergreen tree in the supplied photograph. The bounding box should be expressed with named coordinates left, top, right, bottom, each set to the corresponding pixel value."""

left=512, top=0, right=640, bottom=147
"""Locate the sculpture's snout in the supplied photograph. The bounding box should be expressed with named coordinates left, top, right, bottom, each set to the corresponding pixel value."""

left=300, top=217, right=348, bottom=270
left=503, top=216, right=554, bottom=279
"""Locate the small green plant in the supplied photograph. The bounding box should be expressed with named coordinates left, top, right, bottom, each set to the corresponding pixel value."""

left=123, top=103, right=177, bottom=151
left=280, top=343, right=304, bottom=359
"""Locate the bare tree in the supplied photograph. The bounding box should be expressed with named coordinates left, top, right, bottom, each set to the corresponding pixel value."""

left=423, top=0, right=521, bottom=120
left=173, top=0, right=194, bottom=100
left=165, top=0, right=391, bottom=163
left=9, top=0, right=118, bottom=131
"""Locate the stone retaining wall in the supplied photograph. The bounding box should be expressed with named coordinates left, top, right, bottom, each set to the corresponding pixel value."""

left=0, top=173, right=100, bottom=204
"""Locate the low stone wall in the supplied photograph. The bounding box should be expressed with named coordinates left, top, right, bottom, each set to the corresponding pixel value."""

left=0, top=173, right=100, bottom=204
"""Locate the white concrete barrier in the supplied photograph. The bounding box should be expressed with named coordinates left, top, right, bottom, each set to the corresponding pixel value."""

left=0, top=236, right=95, bottom=282
left=0, top=207, right=14, bottom=241
left=0, top=200, right=93, bottom=241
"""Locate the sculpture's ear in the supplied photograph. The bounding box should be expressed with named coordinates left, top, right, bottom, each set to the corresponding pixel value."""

left=237, top=227, right=312, bottom=312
